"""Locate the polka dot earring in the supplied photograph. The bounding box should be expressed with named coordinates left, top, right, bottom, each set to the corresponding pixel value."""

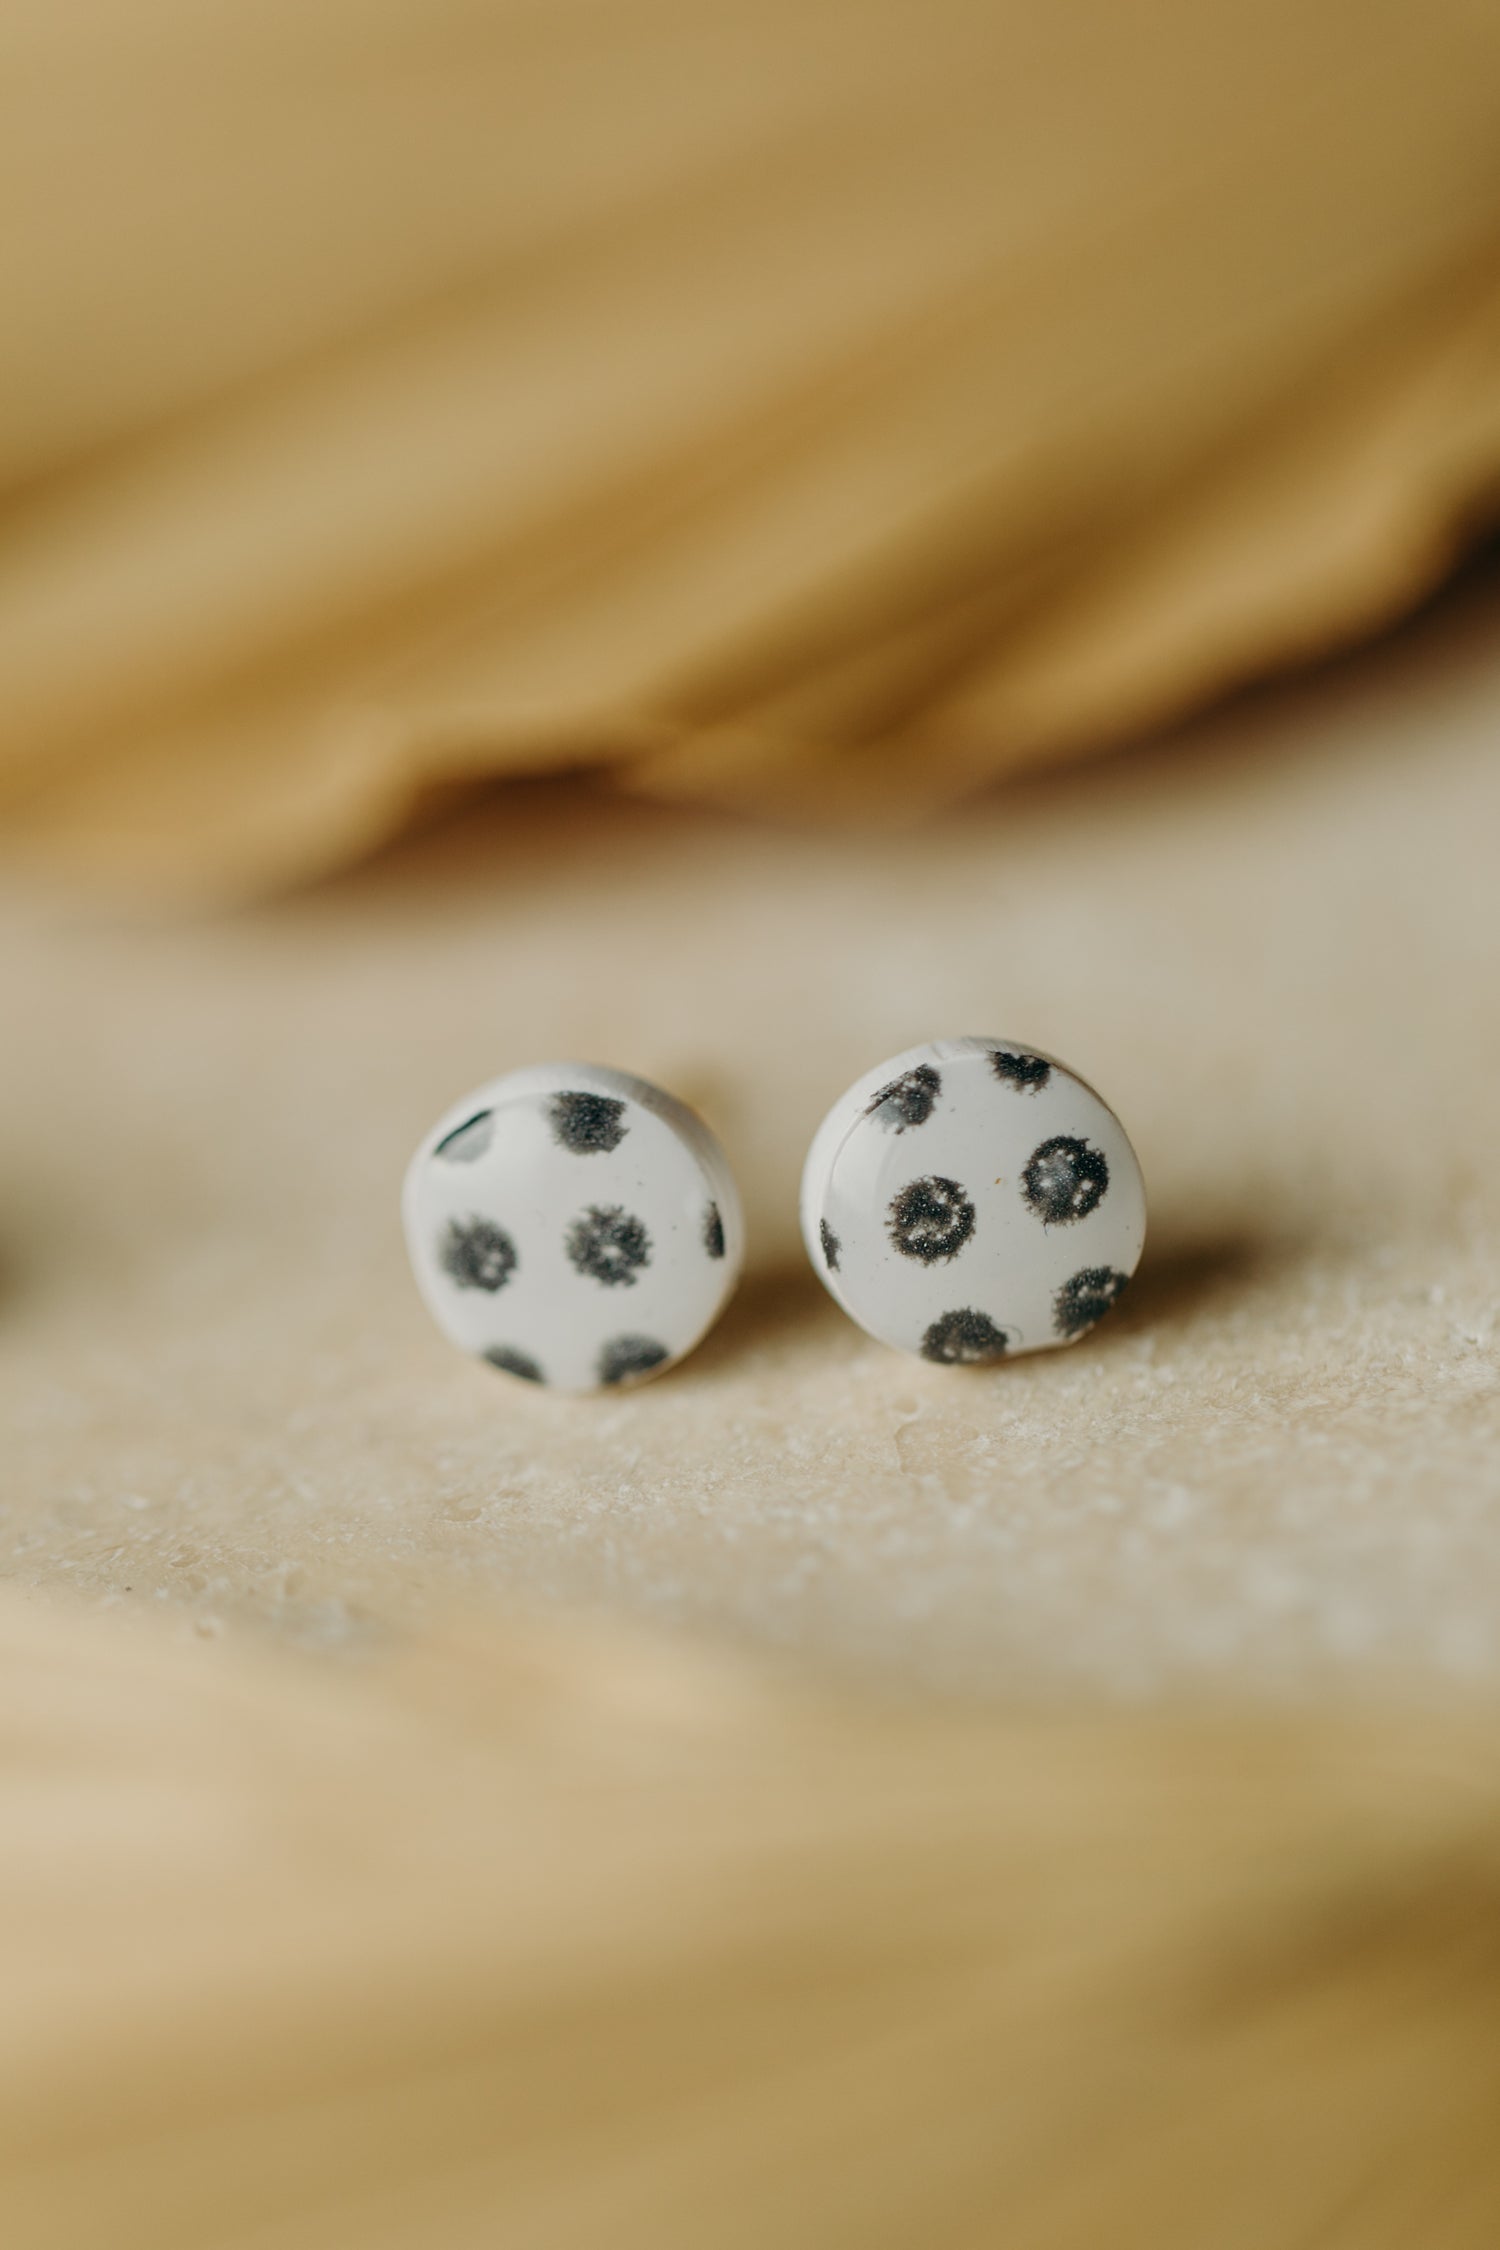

left=404, top=1063, right=743, bottom=1392
left=800, top=1039, right=1146, bottom=1365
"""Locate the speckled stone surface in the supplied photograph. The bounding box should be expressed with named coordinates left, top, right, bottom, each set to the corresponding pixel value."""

left=1, top=573, right=1498, bottom=1699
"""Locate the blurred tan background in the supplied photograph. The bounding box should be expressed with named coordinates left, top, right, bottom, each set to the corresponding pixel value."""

left=3, top=0, right=1499, bottom=893
left=4, top=3, right=1500, bottom=2243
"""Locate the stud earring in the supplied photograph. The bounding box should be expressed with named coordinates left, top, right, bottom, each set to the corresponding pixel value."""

left=404, top=1063, right=743, bottom=1392
left=800, top=1038, right=1145, bottom=1365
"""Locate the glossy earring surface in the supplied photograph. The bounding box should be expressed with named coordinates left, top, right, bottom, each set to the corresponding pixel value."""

left=801, top=1038, right=1145, bottom=1365
left=404, top=1062, right=742, bottom=1392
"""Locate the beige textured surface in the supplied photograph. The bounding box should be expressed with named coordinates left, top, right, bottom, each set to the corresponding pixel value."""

left=3, top=570, right=1499, bottom=1698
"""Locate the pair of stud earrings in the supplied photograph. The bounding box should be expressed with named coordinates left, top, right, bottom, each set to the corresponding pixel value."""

left=402, top=1039, right=1147, bottom=1394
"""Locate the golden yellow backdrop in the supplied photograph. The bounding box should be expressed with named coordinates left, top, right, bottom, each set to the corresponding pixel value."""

left=5, top=1593, right=1500, bottom=2248
left=1, top=0, right=1498, bottom=894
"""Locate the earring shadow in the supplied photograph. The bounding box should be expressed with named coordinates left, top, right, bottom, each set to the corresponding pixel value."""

left=0, top=1219, right=29, bottom=1325
left=1106, top=1226, right=1300, bottom=1343
left=683, top=1222, right=1309, bottom=1386
left=680, top=1262, right=847, bottom=1383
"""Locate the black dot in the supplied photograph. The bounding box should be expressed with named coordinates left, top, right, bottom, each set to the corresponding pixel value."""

left=921, top=1309, right=1011, bottom=1365
left=565, top=1203, right=652, bottom=1287
left=819, top=1217, right=841, bottom=1271
left=550, top=1090, right=627, bottom=1154
left=434, top=1109, right=494, bottom=1162
left=1021, top=1136, right=1109, bottom=1224
left=1053, top=1266, right=1130, bottom=1338
left=440, top=1216, right=518, bottom=1292
left=598, top=1335, right=670, bottom=1386
left=887, top=1176, right=976, bottom=1263
left=703, top=1202, right=726, bottom=1260
left=865, top=1063, right=941, bottom=1132
left=990, top=1049, right=1051, bottom=1093
left=484, top=1344, right=545, bottom=1384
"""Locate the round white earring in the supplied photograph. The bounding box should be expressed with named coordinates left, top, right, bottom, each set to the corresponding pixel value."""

left=404, top=1062, right=743, bottom=1393
left=801, top=1038, right=1145, bottom=1365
